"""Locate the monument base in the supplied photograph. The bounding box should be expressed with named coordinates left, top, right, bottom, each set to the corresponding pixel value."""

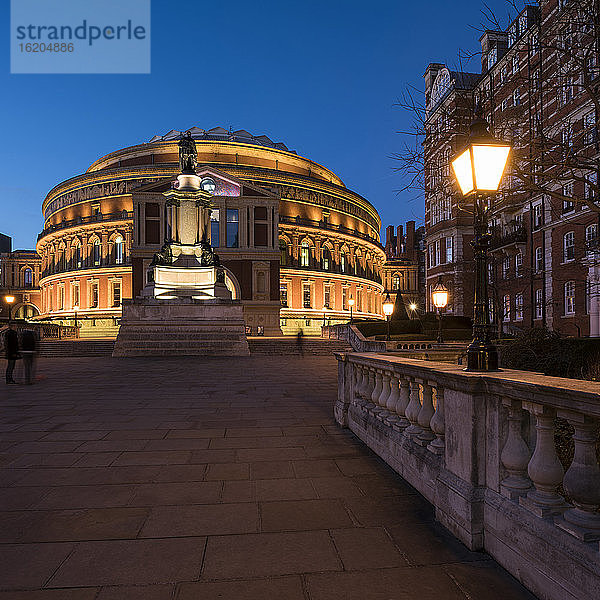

left=112, top=297, right=250, bottom=357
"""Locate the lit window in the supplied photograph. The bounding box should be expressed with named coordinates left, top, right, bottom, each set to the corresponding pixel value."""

left=112, top=281, right=121, bottom=308
left=515, top=253, right=523, bottom=277
left=211, top=210, right=220, bottom=248
left=24, top=268, right=33, bottom=288
left=535, top=289, right=543, bottom=319
left=586, top=224, right=598, bottom=251
left=445, top=236, right=453, bottom=263
left=322, top=247, right=331, bottom=271
left=564, top=281, right=575, bottom=315
left=280, top=284, right=288, bottom=307
left=114, top=236, right=124, bottom=265
left=515, top=293, right=523, bottom=321
left=72, top=282, right=80, bottom=307
left=503, top=294, right=511, bottom=322
left=324, top=285, right=331, bottom=309
left=90, top=281, right=99, bottom=309
left=300, top=242, right=310, bottom=267
left=93, top=240, right=101, bottom=266
left=303, top=283, right=311, bottom=308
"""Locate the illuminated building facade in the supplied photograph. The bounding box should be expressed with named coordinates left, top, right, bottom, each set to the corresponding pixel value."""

left=0, top=246, right=42, bottom=321
left=35, top=127, right=386, bottom=336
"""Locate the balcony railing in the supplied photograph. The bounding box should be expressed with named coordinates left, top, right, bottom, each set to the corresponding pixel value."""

left=41, top=259, right=132, bottom=279
left=490, top=224, right=527, bottom=250
left=279, top=215, right=383, bottom=248
left=38, top=211, right=133, bottom=241
left=335, top=352, right=600, bottom=600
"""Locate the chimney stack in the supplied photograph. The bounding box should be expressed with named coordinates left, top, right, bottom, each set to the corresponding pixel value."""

left=406, top=221, right=416, bottom=259
left=385, top=225, right=395, bottom=257
left=396, top=225, right=404, bottom=257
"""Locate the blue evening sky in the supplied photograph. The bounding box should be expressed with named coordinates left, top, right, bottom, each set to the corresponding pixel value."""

left=1, top=0, right=516, bottom=249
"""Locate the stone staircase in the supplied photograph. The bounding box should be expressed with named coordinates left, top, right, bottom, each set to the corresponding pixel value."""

left=38, top=339, right=116, bottom=357
left=248, top=337, right=351, bottom=355
left=38, top=336, right=350, bottom=357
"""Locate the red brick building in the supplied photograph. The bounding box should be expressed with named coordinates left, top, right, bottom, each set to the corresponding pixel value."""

left=424, top=1, right=600, bottom=336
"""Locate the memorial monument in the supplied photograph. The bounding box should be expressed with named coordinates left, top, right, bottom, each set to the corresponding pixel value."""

left=113, top=132, right=250, bottom=356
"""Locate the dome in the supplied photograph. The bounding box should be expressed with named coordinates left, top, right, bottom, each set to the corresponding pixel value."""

left=147, top=126, right=295, bottom=154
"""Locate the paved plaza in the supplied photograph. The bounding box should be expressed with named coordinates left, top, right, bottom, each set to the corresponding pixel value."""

left=0, top=355, right=536, bottom=599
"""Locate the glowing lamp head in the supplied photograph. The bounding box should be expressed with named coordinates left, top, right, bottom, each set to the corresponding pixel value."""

left=382, top=293, right=394, bottom=317
left=431, top=277, right=449, bottom=309
left=409, top=303, right=417, bottom=311
left=4, top=295, right=15, bottom=305
left=348, top=296, right=355, bottom=308
left=73, top=305, right=79, bottom=312
left=451, top=117, right=511, bottom=196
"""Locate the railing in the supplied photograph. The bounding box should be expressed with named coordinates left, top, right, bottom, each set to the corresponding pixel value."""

left=279, top=214, right=383, bottom=248
left=334, top=352, right=600, bottom=600
left=38, top=211, right=133, bottom=240
left=41, top=259, right=132, bottom=279
left=280, top=253, right=382, bottom=285
left=323, top=323, right=386, bottom=352
left=40, top=323, right=79, bottom=339
left=489, top=224, right=527, bottom=250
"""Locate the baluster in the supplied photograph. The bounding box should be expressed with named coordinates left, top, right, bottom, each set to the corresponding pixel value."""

left=376, top=371, right=392, bottom=421
left=416, top=381, right=435, bottom=445
left=428, top=385, right=445, bottom=455
left=369, top=369, right=384, bottom=416
left=520, top=404, right=568, bottom=517
left=556, top=415, right=600, bottom=541
left=384, top=373, right=401, bottom=427
left=392, top=376, right=411, bottom=431
left=500, top=398, right=531, bottom=499
left=362, top=367, right=375, bottom=408
left=354, top=365, right=366, bottom=406
left=404, top=378, right=423, bottom=437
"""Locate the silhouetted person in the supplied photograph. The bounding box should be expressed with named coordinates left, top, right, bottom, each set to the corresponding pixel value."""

left=21, top=329, right=37, bottom=385
left=296, top=328, right=304, bottom=357
left=4, top=324, right=19, bottom=384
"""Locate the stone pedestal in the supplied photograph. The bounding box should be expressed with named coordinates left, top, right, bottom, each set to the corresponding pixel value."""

left=113, top=297, right=250, bottom=357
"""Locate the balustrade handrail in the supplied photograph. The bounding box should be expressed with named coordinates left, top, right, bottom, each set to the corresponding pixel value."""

left=334, top=351, right=600, bottom=600
left=38, top=211, right=133, bottom=240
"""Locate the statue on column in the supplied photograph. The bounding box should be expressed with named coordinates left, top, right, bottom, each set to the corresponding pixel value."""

left=178, top=131, right=197, bottom=174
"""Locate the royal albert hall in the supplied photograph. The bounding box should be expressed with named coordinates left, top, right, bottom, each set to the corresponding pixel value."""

left=36, top=127, right=385, bottom=336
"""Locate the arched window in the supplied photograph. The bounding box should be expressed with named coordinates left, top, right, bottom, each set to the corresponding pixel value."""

left=340, top=251, right=347, bottom=273
left=279, top=240, right=288, bottom=266
left=73, top=243, right=82, bottom=269
left=565, top=281, right=576, bottom=315
left=93, top=239, right=101, bottom=266
left=322, top=246, right=331, bottom=271
left=24, top=268, right=33, bottom=288
left=392, top=274, right=400, bottom=291
left=300, top=242, right=310, bottom=267
left=114, top=236, right=124, bottom=265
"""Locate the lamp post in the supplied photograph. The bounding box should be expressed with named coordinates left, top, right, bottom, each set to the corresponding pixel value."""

left=431, top=277, right=449, bottom=344
left=4, top=295, right=15, bottom=324
left=73, top=304, right=79, bottom=338
left=348, top=295, right=355, bottom=324
left=451, top=116, right=511, bottom=371
left=382, top=292, right=394, bottom=341
left=408, top=302, right=417, bottom=320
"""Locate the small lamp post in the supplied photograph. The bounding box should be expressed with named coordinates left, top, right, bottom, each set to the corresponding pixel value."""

left=348, top=295, right=355, bottom=324
left=451, top=115, right=511, bottom=371
left=382, top=292, right=394, bottom=341
left=409, top=303, right=417, bottom=320
left=431, top=277, right=449, bottom=344
left=4, top=295, right=15, bottom=324
left=73, top=304, right=79, bottom=338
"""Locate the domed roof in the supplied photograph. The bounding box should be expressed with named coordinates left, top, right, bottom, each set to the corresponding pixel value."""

left=148, top=127, right=295, bottom=154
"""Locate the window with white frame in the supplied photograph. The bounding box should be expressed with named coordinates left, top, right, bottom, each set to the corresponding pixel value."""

left=300, top=242, right=310, bottom=267
left=584, top=111, right=597, bottom=145
left=535, top=246, right=544, bottom=271
left=515, top=252, right=523, bottom=277
left=112, top=281, right=121, bottom=308
left=445, top=236, right=453, bottom=263
left=58, top=284, right=65, bottom=310
left=501, top=97, right=509, bottom=112
left=114, top=236, right=124, bottom=265
left=503, top=294, right=511, bottom=321
left=564, top=281, right=575, bottom=315
left=562, top=125, right=573, bottom=152
left=513, top=87, right=521, bottom=106
left=512, top=56, right=519, bottom=73
left=515, top=293, right=523, bottom=320
left=302, top=282, right=312, bottom=308
left=502, top=256, right=510, bottom=278
left=585, top=172, right=598, bottom=204
left=564, top=232, right=575, bottom=262
left=324, top=284, right=332, bottom=309
left=72, top=281, right=80, bottom=308
left=428, top=244, right=437, bottom=268
left=89, top=280, right=99, bottom=309
left=563, top=182, right=575, bottom=212
left=586, top=224, right=598, bottom=251
left=535, top=288, right=543, bottom=319
left=435, top=239, right=441, bottom=266
left=280, top=283, right=288, bottom=307
left=533, top=203, right=543, bottom=229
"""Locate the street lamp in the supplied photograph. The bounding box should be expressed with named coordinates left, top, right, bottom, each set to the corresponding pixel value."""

left=73, top=304, right=79, bottom=338
left=4, top=295, right=15, bottom=324
left=348, top=295, right=355, bottom=324
left=451, top=116, right=511, bottom=371
left=382, top=292, right=394, bottom=341
left=431, top=277, right=449, bottom=344
left=408, top=302, right=417, bottom=320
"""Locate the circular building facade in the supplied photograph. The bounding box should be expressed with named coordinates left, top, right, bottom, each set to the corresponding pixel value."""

left=36, top=127, right=385, bottom=336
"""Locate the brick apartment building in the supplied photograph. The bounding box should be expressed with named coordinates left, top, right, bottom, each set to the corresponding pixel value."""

left=423, top=0, right=600, bottom=336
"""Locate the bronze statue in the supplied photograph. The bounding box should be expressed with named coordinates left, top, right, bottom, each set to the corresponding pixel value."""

left=178, top=131, right=197, bottom=174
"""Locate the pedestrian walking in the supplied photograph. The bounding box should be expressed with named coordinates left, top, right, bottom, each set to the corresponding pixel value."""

left=296, top=328, right=304, bottom=357
left=21, top=329, right=37, bottom=385
left=4, top=324, right=20, bottom=384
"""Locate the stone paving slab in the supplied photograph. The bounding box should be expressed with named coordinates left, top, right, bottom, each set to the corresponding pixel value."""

left=0, top=355, right=538, bottom=599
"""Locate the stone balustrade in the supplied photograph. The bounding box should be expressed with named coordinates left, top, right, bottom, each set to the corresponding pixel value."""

left=335, top=352, right=600, bottom=600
